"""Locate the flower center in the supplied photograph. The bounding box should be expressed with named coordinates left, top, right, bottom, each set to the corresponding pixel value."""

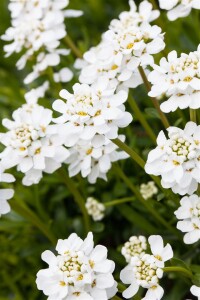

left=134, top=259, right=159, bottom=285
left=168, top=133, right=196, bottom=162
left=11, top=124, right=38, bottom=150
left=59, top=251, right=84, bottom=285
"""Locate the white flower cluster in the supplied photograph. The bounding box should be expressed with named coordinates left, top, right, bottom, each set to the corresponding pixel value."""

left=175, top=194, right=200, bottom=244
left=148, top=47, right=200, bottom=113
left=66, top=136, right=129, bottom=184
left=53, top=79, right=132, bottom=146
left=191, top=285, right=200, bottom=299
left=145, top=122, right=200, bottom=195
left=2, top=0, right=82, bottom=84
left=0, top=100, right=69, bottom=186
left=0, top=169, right=15, bottom=217
left=158, top=0, right=200, bottom=21
left=36, top=232, right=117, bottom=300
left=75, top=0, right=164, bottom=91
left=140, top=181, right=158, bottom=200
left=121, top=236, right=147, bottom=263
left=120, top=235, right=173, bottom=300
left=85, top=197, right=105, bottom=221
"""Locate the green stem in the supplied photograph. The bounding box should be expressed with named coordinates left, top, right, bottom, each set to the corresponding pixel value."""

left=150, top=0, right=159, bottom=9
left=128, top=95, right=157, bottom=143
left=113, top=296, right=123, bottom=300
left=163, top=266, right=193, bottom=279
left=105, top=197, right=135, bottom=207
left=138, top=66, right=170, bottom=129
left=63, top=35, right=83, bottom=58
left=10, top=200, right=56, bottom=245
left=112, top=138, right=162, bottom=189
left=58, top=168, right=90, bottom=233
left=113, top=164, right=182, bottom=238
left=112, top=138, right=145, bottom=168
left=190, top=109, right=197, bottom=123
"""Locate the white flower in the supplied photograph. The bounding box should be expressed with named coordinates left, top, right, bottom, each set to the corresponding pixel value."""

left=66, top=136, right=129, bottom=184
left=75, top=40, right=143, bottom=90
left=36, top=232, right=117, bottom=300
left=145, top=122, right=200, bottom=195
left=191, top=285, right=200, bottom=299
left=148, top=48, right=200, bottom=112
left=110, top=0, right=160, bottom=32
left=158, top=0, right=200, bottom=21
left=148, top=235, right=173, bottom=268
left=104, top=22, right=165, bottom=71
left=85, top=197, right=105, bottom=221
left=175, top=194, right=200, bottom=244
left=75, top=1, right=161, bottom=90
left=52, top=78, right=132, bottom=146
left=120, top=235, right=173, bottom=299
left=121, top=236, right=147, bottom=263
left=140, top=181, right=158, bottom=200
left=0, top=104, right=69, bottom=186
left=0, top=171, right=15, bottom=217
left=120, top=254, right=164, bottom=299
left=2, top=0, right=82, bottom=84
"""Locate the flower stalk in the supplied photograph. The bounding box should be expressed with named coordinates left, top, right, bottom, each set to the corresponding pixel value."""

left=113, top=164, right=182, bottom=238
left=105, top=197, right=135, bottom=207
left=163, top=266, right=193, bottom=279
left=63, top=35, right=83, bottom=58
left=58, top=168, right=90, bottom=233
left=190, top=109, right=197, bottom=123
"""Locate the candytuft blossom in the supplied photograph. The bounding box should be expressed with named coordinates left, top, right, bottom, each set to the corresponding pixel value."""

left=85, top=197, right=105, bottom=221
left=145, top=122, right=200, bottom=195
left=52, top=78, right=132, bottom=147
left=0, top=104, right=69, bottom=186
left=36, top=232, right=117, bottom=299
left=140, top=181, right=158, bottom=200
left=148, top=48, right=200, bottom=113
left=65, top=136, right=129, bottom=184
left=2, top=0, right=82, bottom=84
left=120, top=235, right=173, bottom=300
left=158, top=0, right=200, bottom=21
left=75, top=0, right=162, bottom=90
left=175, top=194, right=200, bottom=244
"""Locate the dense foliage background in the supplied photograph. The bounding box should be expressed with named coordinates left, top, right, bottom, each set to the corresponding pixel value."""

left=0, top=0, right=200, bottom=299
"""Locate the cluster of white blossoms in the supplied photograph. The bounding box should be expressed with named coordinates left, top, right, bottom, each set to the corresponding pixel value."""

left=121, top=236, right=147, bottom=263
left=158, top=0, right=200, bottom=21
left=65, top=136, right=129, bottom=184
left=121, top=235, right=173, bottom=300
left=0, top=169, right=15, bottom=217
left=36, top=232, right=117, bottom=300
left=75, top=0, right=164, bottom=91
left=175, top=194, right=200, bottom=244
left=0, top=101, right=69, bottom=186
left=2, top=0, right=83, bottom=84
left=53, top=79, right=132, bottom=146
left=140, top=181, right=158, bottom=200
left=85, top=197, right=105, bottom=221
left=148, top=47, right=200, bottom=113
left=145, top=122, right=200, bottom=195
